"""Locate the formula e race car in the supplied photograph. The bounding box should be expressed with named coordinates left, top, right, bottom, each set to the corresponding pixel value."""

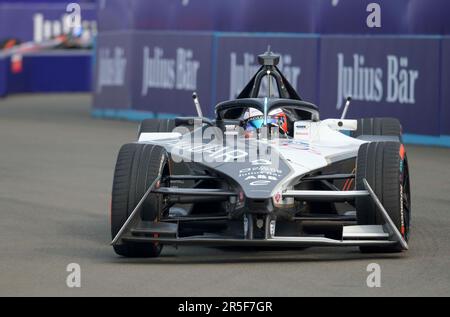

left=110, top=50, right=411, bottom=257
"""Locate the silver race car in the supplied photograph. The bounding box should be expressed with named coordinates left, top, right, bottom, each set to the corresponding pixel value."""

left=110, top=50, right=411, bottom=257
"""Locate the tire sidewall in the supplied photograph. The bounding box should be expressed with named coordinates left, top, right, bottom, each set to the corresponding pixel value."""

left=356, top=142, right=410, bottom=249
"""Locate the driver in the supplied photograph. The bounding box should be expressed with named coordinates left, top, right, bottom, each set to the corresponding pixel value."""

left=243, top=107, right=288, bottom=138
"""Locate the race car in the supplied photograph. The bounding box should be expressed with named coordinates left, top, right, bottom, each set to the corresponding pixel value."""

left=0, top=28, right=93, bottom=56
left=110, top=50, right=411, bottom=257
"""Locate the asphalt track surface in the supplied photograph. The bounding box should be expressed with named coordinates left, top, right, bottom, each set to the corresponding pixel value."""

left=0, top=94, right=449, bottom=297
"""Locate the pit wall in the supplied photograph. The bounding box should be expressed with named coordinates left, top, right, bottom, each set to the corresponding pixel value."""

left=92, top=31, right=450, bottom=147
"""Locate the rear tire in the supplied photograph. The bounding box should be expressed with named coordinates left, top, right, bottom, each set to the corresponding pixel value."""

left=355, top=142, right=411, bottom=253
left=111, top=143, right=170, bottom=258
left=138, top=119, right=176, bottom=136
left=352, top=118, right=402, bottom=140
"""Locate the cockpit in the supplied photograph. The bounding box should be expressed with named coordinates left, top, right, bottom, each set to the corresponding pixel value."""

left=215, top=98, right=320, bottom=139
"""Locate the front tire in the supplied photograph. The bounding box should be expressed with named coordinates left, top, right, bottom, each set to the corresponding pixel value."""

left=111, top=143, right=170, bottom=258
left=355, top=142, right=411, bottom=253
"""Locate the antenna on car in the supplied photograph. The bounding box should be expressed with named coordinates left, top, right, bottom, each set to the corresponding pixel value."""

left=192, top=92, right=203, bottom=118
left=340, top=97, right=352, bottom=120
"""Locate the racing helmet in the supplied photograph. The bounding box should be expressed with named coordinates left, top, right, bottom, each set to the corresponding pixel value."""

left=243, top=108, right=288, bottom=137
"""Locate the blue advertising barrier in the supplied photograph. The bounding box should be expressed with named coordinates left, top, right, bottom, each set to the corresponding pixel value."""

left=441, top=38, right=450, bottom=136
left=132, top=32, right=214, bottom=116
left=92, top=31, right=450, bottom=147
left=92, top=32, right=320, bottom=119
left=93, top=32, right=133, bottom=111
left=0, top=51, right=92, bottom=96
left=319, top=36, right=441, bottom=136
left=98, top=0, right=450, bottom=35
left=0, top=56, right=6, bottom=96
left=23, top=51, right=92, bottom=92
left=93, top=31, right=214, bottom=118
